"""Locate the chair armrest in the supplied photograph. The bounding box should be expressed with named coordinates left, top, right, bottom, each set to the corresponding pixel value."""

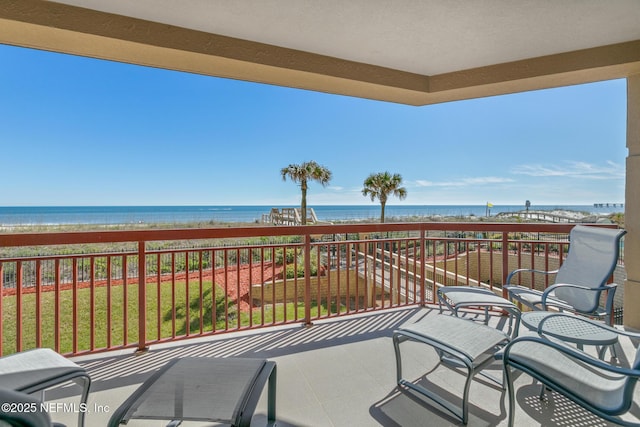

left=540, top=283, right=617, bottom=311
left=506, top=268, right=559, bottom=285
left=504, top=335, right=640, bottom=377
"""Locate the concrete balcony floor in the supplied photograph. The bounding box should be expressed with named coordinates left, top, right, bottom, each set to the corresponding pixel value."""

left=46, top=306, right=639, bottom=426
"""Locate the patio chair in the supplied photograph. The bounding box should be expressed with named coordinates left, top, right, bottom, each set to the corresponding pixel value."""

left=0, top=348, right=91, bottom=427
left=504, top=225, right=626, bottom=325
left=502, top=313, right=640, bottom=426
left=0, top=388, right=55, bottom=427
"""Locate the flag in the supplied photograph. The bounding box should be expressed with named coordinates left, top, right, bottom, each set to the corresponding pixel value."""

left=487, top=202, right=493, bottom=208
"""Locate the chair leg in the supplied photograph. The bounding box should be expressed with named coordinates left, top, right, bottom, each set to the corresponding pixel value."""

left=393, top=330, right=478, bottom=424
left=504, top=365, right=516, bottom=427
left=75, top=374, right=91, bottom=427
left=267, top=364, right=277, bottom=427
left=461, top=365, right=473, bottom=425
left=392, top=333, right=405, bottom=384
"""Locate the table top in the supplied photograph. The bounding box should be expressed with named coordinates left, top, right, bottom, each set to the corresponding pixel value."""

left=109, top=357, right=269, bottom=426
left=521, top=311, right=618, bottom=346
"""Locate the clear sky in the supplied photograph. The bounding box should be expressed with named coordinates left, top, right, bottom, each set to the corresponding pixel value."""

left=0, top=44, right=627, bottom=207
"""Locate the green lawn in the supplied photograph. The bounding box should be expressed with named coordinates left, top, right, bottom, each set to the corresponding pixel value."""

left=1, top=280, right=339, bottom=356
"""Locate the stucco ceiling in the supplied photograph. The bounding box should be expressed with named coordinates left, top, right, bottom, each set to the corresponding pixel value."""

left=2, top=0, right=640, bottom=105
left=52, top=0, right=640, bottom=75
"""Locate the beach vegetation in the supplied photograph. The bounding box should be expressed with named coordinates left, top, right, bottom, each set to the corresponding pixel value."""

left=281, top=161, right=332, bottom=225
left=362, top=171, right=407, bottom=223
left=609, top=212, right=624, bottom=227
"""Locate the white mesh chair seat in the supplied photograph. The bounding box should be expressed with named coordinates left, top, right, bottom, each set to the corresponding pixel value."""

left=0, top=388, right=54, bottom=427
left=108, top=357, right=277, bottom=427
left=0, top=348, right=91, bottom=427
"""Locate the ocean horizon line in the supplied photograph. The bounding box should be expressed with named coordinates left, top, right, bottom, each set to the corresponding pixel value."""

left=0, top=202, right=624, bottom=210
left=0, top=204, right=623, bottom=226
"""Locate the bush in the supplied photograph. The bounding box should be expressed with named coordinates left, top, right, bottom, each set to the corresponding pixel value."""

left=275, top=248, right=297, bottom=265
left=285, top=255, right=318, bottom=279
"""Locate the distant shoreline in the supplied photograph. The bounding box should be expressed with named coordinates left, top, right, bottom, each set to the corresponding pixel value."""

left=0, top=208, right=622, bottom=234
left=0, top=204, right=623, bottom=228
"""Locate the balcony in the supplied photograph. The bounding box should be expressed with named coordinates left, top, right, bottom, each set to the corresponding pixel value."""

left=0, top=222, right=632, bottom=425
left=38, top=306, right=639, bottom=426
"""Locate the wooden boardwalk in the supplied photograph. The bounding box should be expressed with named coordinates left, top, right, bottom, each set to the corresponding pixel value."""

left=495, top=210, right=586, bottom=223
left=262, top=207, right=320, bottom=225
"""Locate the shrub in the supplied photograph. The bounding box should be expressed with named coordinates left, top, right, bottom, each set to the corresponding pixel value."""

left=285, top=254, right=318, bottom=279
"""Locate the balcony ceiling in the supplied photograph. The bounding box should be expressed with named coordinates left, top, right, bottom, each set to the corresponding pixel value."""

left=1, top=0, right=640, bottom=105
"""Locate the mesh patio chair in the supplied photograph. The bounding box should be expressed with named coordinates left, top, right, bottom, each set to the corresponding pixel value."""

left=504, top=225, right=626, bottom=325
left=0, top=388, right=56, bottom=427
left=503, top=313, right=640, bottom=426
left=0, top=348, right=91, bottom=427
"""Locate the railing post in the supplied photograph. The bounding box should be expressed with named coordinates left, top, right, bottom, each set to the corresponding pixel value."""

left=501, top=232, right=509, bottom=298
left=137, top=240, right=148, bottom=353
left=304, top=233, right=313, bottom=327
left=420, top=229, right=426, bottom=305
left=35, top=260, right=42, bottom=348
left=0, top=263, right=3, bottom=356
left=72, top=258, right=77, bottom=354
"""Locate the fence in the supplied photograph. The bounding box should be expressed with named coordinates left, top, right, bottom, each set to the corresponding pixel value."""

left=0, top=223, right=621, bottom=356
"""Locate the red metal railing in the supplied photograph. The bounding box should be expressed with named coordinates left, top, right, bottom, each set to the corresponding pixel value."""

left=0, top=223, right=620, bottom=356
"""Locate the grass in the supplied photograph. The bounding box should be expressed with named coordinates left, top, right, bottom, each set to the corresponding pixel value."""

left=1, top=279, right=340, bottom=356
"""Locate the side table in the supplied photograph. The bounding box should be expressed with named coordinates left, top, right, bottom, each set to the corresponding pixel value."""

left=521, top=311, right=618, bottom=359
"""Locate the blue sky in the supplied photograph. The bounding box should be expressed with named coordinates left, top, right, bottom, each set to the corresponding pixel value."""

left=0, top=44, right=627, bottom=207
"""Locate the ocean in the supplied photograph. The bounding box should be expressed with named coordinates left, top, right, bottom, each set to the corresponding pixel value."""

left=0, top=205, right=624, bottom=226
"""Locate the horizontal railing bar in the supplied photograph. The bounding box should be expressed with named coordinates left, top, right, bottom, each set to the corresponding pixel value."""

left=0, top=223, right=623, bottom=357
left=0, top=222, right=599, bottom=247
left=0, top=252, right=138, bottom=262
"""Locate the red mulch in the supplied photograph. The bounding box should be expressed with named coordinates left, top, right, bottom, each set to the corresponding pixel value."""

left=3, top=262, right=285, bottom=313
left=170, top=262, right=285, bottom=311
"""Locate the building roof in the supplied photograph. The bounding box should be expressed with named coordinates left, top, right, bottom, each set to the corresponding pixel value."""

left=1, top=0, right=640, bottom=105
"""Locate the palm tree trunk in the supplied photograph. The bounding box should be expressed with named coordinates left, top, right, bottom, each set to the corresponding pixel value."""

left=301, top=181, right=308, bottom=225
left=380, top=201, right=386, bottom=223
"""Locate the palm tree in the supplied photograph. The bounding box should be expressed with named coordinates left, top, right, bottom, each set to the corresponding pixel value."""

left=281, top=161, right=332, bottom=225
left=362, top=172, right=407, bottom=223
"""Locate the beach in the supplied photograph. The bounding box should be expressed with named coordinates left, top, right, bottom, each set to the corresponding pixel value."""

left=0, top=204, right=623, bottom=228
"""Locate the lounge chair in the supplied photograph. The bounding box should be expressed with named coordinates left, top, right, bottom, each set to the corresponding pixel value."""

left=503, top=313, right=640, bottom=426
left=504, top=225, right=626, bottom=325
left=0, top=348, right=91, bottom=427
left=108, top=357, right=276, bottom=427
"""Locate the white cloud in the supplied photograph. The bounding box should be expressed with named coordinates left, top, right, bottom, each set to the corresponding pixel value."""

left=512, top=161, right=624, bottom=179
left=414, top=176, right=514, bottom=187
